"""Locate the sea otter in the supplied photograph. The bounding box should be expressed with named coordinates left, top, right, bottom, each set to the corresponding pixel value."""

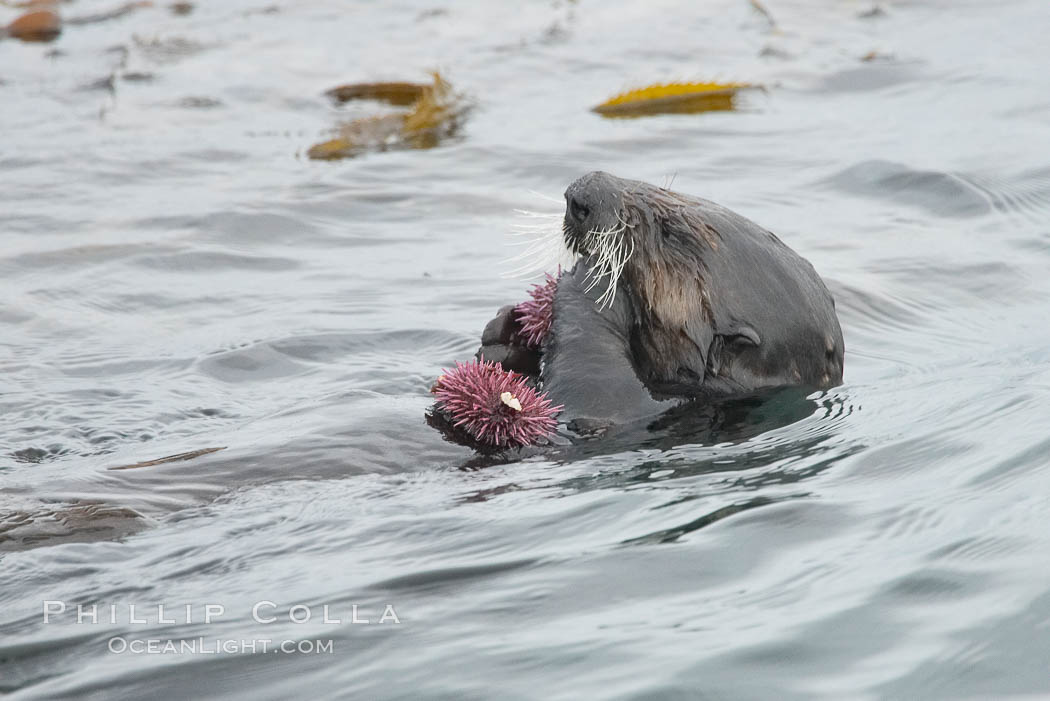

left=475, top=171, right=844, bottom=432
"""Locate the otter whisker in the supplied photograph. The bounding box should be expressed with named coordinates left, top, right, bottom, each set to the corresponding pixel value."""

left=583, top=262, right=610, bottom=293
left=507, top=231, right=562, bottom=257
left=581, top=231, right=613, bottom=284
left=618, top=233, right=636, bottom=275
left=591, top=220, right=635, bottom=310
left=510, top=221, right=558, bottom=231
left=583, top=262, right=613, bottom=293
left=590, top=223, right=626, bottom=238
left=616, top=210, right=634, bottom=230
left=501, top=256, right=560, bottom=279
left=501, top=241, right=563, bottom=272
left=505, top=233, right=558, bottom=250
left=503, top=231, right=558, bottom=255
left=509, top=229, right=556, bottom=239
left=501, top=224, right=571, bottom=279
left=526, top=190, right=565, bottom=205
left=594, top=251, right=622, bottom=307
left=513, top=208, right=561, bottom=219
left=581, top=248, right=609, bottom=287
left=511, top=209, right=564, bottom=241
left=503, top=213, right=564, bottom=263
left=580, top=223, right=626, bottom=302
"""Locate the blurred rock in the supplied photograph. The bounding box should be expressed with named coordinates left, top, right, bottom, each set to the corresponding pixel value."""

left=6, top=9, right=62, bottom=42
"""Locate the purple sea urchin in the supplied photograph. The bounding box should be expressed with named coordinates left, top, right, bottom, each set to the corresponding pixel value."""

left=514, top=270, right=559, bottom=350
left=432, top=358, right=561, bottom=448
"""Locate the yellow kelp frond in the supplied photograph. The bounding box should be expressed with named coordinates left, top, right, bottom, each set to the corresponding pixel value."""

left=308, top=73, right=467, bottom=160
left=403, top=72, right=457, bottom=134
left=599, top=82, right=751, bottom=107
left=306, top=136, right=356, bottom=161
left=593, top=81, right=754, bottom=118
left=307, top=114, right=406, bottom=160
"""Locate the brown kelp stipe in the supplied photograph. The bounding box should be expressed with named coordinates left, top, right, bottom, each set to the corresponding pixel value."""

left=324, top=81, right=428, bottom=107
left=108, top=446, right=226, bottom=471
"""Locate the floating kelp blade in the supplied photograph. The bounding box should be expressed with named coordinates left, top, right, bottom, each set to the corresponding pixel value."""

left=592, top=81, right=753, bottom=118
left=308, top=72, right=467, bottom=160
left=66, top=2, right=154, bottom=27
left=108, top=446, right=226, bottom=471
left=401, top=72, right=461, bottom=145
left=307, top=114, right=405, bottom=160
left=325, top=81, right=427, bottom=106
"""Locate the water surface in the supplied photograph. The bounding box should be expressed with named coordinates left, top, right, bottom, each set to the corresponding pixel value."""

left=3, top=0, right=1050, bottom=698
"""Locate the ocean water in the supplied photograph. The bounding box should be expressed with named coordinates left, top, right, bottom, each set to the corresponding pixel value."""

left=3, top=0, right=1050, bottom=698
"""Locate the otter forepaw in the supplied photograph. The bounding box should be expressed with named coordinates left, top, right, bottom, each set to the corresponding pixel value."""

left=475, top=304, right=541, bottom=376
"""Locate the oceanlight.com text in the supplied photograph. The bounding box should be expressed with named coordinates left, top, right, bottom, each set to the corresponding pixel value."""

left=107, top=637, right=335, bottom=655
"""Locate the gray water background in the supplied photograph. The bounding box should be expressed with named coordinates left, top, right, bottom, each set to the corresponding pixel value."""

left=3, top=0, right=1050, bottom=698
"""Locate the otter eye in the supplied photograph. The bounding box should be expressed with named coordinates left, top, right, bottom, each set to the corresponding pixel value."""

left=569, top=197, right=590, bottom=224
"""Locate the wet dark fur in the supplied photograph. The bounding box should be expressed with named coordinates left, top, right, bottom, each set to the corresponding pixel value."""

left=559, top=171, right=844, bottom=405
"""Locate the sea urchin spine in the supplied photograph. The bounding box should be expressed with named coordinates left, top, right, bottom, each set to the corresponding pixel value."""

left=514, top=270, right=559, bottom=350
left=433, top=358, right=561, bottom=448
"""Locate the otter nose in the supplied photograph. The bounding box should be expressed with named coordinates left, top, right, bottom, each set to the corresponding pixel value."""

left=567, top=196, right=590, bottom=224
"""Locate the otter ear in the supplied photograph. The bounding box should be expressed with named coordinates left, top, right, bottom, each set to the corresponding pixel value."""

left=727, top=325, right=761, bottom=347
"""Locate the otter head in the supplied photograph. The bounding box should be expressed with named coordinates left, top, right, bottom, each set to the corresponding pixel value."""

left=563, top=171, right=628, bottom=257
left=561, top=171, right=635, bottom=310
left=562, top=171, right=715, bottom=330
